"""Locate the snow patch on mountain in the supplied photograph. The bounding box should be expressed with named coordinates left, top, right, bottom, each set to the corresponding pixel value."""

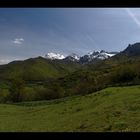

left=45, top=50, right=118, bottom=63
left=87, top=50, right=116, bottom=60
left=69, top=53, right=80, bottom=60
left=45, top=53, right=65, bottom=60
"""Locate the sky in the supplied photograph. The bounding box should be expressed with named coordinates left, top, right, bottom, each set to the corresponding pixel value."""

left=1, top=8, right=140, bottom=64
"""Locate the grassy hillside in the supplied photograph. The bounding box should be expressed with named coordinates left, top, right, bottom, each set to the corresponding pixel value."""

left=0, top=85, right=140, bottom=132
left=0, top=57, right=81, bottom=81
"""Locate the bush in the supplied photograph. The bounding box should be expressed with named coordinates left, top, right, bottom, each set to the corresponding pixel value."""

left=0, top=89, right=10, bottom=103
left=20, top=87, right=36, bottom=101
left=48, top=85, right=65, bottom=99
left=110, top=65, right=137, bottom=84
left=8, top=78, right=25, bottom=102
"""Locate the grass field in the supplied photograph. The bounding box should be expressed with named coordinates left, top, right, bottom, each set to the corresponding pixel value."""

left=0, top=85, right=140, bottom=132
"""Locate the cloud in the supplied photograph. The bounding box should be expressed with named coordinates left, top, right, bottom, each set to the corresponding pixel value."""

left=13, top=38, right=24, bottom=45
left=125, top=8, right=140, bottom=27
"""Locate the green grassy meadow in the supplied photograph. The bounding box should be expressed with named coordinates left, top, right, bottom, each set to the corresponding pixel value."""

left=0, top=85, right=140, bottom=132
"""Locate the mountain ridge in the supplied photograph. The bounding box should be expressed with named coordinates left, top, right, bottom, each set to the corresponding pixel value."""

left=0, top=42, right=140, bottom=82
left=45, top=50, right=118, bottom=64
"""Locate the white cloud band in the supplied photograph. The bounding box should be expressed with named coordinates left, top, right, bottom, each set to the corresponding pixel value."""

left=13, top=38, right=24, bottom=45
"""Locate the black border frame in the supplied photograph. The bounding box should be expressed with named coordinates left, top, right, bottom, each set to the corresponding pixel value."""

left=0, top=0, right=140, bottom=138
left=0, top=0, right=140, bottom=7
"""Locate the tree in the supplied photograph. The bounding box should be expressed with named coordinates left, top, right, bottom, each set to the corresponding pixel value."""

left=49, top=84, right=65, bottom=99
left=9, top=78, right=25, bottom=102
left=110, top=65, right=136, bottom=85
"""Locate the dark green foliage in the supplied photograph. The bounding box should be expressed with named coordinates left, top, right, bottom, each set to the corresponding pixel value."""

left=34, top=85, right=65, bottom=100
left=0, top=89, right=9, bottom=103
left=110, top=65, right=136, bottom=84
left=9, top=78, right=25, bottom=102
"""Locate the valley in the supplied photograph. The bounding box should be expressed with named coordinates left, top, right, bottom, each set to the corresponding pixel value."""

left=0, top=43, right=140, bottom=131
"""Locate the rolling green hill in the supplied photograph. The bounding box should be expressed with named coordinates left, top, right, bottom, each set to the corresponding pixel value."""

left=0, top=85, right=140, bottom=132
left=0, top=56, right=81, bottom=81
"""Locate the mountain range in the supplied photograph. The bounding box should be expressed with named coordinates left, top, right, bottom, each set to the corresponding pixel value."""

left=0, top=42, right=140, bottom=102
left=0, top=42, right=140, bottom=82
left=45, top=50, right=118, bottom=64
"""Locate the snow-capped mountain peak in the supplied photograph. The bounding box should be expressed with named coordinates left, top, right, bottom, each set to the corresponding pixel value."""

left=69, top=53, right=80, bottom=60
left=95, top=50, right=116, bottom=60
left=45, top=52, right=65, bottom=60
left=79, top=50, right=118, bottom=63
left=45, top=50, right=118, bottom=63
left=63, top=53, right=80, bottom=62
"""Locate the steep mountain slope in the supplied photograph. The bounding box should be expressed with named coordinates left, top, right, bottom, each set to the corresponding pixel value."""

left=121, top=43, right=140, bottom=56
left=109, top=43, right=140, bottom=62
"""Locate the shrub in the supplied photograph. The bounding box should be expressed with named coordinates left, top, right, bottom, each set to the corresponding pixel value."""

left=0, top=89, right=10, bottom=103
left=8, top=78, right=25, bottom=102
